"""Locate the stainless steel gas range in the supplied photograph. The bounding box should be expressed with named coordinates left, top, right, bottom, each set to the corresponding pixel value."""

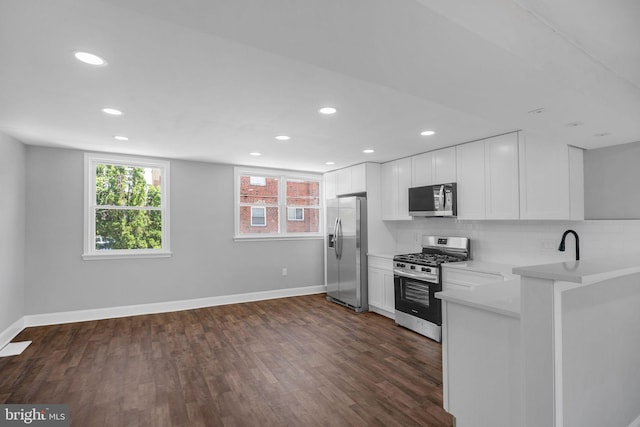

left=393, top=236, right=470, bottom=342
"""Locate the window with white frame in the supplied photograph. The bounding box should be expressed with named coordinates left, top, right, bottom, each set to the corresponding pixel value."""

left=251, top=206, right=267, bottom=226
left=235, top=168, right=322, bottom=238
left=83, top=153, right=171, bottom=259
left=287, top=207, right=304, bottom=221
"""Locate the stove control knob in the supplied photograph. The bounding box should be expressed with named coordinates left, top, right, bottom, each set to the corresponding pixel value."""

left=397, top=263, right=405, bottom=268
left=410, top=265, right=415, bottom=270
left=422, top=267, right=430, bottom=273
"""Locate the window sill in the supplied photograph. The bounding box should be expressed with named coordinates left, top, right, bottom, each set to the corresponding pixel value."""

left=82, top=251, right=173, bottom=261
left=233, top=235, right=324, bottom=242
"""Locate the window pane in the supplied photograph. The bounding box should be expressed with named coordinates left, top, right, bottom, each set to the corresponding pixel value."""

left=96, top=164, right=162, bottom=207
left=95, top=209, right=162, bottom=249
left=286, top=179, right=319, bottom=206
left=249, top=176, right=266, bottom=186
left=251, top=207, right=266, bottom=226
left=287, top=207, right=304, bottom=221
left=239, top=206, right=279, bottom=234
left=240, top=175, right=278, bottom=205
left=286, top=208, right=320, bottom=233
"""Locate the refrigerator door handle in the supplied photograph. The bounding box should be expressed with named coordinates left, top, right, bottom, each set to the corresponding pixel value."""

left=336, top=217, right=343, bottom=260
left=330, top=217, right=339, bottom=254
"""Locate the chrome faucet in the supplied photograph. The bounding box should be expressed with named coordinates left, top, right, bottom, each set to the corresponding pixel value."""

left=558, top=229, right=580, bottom=261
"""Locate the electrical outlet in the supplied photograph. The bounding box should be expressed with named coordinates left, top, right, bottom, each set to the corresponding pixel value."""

left=540, top=239, right=557, bottom=251
left=282, top=268, right=288, bottom=276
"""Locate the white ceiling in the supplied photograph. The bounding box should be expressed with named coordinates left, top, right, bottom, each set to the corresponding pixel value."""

left=1, top=0, right=639, bottom=172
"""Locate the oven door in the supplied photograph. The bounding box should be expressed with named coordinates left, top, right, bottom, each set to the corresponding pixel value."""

left=394, top=274, right=442, bottom=325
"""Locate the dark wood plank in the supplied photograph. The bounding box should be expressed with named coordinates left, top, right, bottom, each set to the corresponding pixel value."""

left=0, top=294, right=454, bottom=426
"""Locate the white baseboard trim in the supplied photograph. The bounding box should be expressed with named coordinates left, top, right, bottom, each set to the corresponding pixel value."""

left=23, top=285, right=326, bottom=328
left=369, top=305, right=395, bottom=320
left=0, top=316, right=26, bottom=351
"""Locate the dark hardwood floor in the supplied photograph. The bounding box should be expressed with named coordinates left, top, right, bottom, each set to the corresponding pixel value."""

left=0, top=294, right=453, bottom=426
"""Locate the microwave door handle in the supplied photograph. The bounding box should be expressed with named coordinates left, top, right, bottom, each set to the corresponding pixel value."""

left=439, top=185, right=445, bottom=210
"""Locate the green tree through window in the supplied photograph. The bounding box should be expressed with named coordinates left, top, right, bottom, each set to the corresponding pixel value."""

left=94, top=164, right=162, bottom=250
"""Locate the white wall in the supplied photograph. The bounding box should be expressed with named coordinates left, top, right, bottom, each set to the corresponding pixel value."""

left=24, top=146, right=324, bottom=315
left=0, top=134, right=26, bottom=335
left=389, top=218, right=640, bottom=266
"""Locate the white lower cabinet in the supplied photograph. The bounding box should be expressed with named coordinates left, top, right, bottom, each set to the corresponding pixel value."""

left=368, top=256, right=395, bottom=318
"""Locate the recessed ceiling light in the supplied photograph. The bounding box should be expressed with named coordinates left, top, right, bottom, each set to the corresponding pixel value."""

left=594, top=132, right=611, bottom=137
left=325, top=161, right=335, bottom=165
left=275, top=135, right=290, bottom=141
left=420, top=130, right=436, bottom=136
left=74, top=51, right=107, bottom=66
left=102, top=108, right=123, bottom=116
left=527, top=107, right=545, bottom=114
left=566, top=121, right=583, bottom=127
left=249, top=152, right=262, bottom=156
left=318, top=107, right=337, bottom=115
left=113, top=135, right=129, bottom=141
left=363, top=149, right=375, bottom=154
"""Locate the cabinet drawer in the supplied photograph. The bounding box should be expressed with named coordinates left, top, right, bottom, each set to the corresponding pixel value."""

left=368, top=256, right=393, bottom=270
left=443, top=269, right=503, bottom=287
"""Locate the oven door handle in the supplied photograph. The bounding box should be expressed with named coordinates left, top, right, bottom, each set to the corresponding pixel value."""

left=393, top=269, right=438, bottom=282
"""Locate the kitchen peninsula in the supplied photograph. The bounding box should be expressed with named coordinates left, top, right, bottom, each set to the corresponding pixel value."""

left=437, top=256, right=640, bottom=427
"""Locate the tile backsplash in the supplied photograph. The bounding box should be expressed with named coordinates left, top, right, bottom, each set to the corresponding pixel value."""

left=391, top=219, right=640, bottom=267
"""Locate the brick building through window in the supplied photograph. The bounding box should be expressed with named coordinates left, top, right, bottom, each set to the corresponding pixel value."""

left=238, top=173, right=320, bottom=236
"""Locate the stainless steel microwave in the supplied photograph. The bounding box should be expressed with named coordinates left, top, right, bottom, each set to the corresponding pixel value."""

left=408, top=183, right=457, bottom=217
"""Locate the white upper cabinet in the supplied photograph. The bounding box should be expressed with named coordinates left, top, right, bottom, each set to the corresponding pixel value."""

left=455, top=133, right=519, bottom=220
left=411, top=152, right=434, bottom=187
left=349, top=163, right=367, bottom=194
left=324, top=170, right=337, bottom=200
left=485, top=133, right=519, bottom=219
left=456, top=141, right=486, bottom=220
left=519, top=133, right=584, bottom=220
left=381, top=158, right=412, bottom=220
left=433, top=147, right=457, bottom=184
left=330, top=163, right=367, bottom=197
left=411, top=147, right=456, bottom=187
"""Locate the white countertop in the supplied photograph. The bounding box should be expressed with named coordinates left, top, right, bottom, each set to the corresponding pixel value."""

left=443, top=260, right=518, bottom=279
left=436, top=278, right=521, bottom=318
left=367, top=252, right=397, bottom=260
left=512, top=253, right=640, bottom=284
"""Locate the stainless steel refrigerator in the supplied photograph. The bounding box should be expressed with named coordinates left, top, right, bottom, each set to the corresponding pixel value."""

left=326, top=196, right=368, bottom=312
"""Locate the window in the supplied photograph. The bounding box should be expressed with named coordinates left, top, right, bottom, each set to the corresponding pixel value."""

left=235, top=167, right=322, bottom=239
left=83, top=153, right=171, bottom=259
left=251, top=206, right=266, bottom=226
left=249, top=176, right=266, bottom=186
left=288, top=207, right=304, bottom=221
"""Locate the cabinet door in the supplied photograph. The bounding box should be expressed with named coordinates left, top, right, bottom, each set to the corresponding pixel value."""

left=433, top=147, right=457, bottom=184
left=368, top=267, right=384, bottom=309
left=456, top=141, right=486, bottom=219
left=350, top=163, right=367, bottom=194
left=335, top=168, right=352, bottom=196
left=381, top=161, right=397, bottom=220
left=324, top=171, right=337, bottom=200
left=396, top=157, right=413, bottom=219
left=382, top=270, right=396, bottom=314
left=519, top=133, right=572, bottom=219
left=485, top=133, right=519, bottom=219
left=411, top=152, right=433, bottom=187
